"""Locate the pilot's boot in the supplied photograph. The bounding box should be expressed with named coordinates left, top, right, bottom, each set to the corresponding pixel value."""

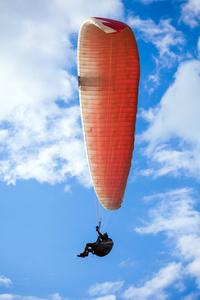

left=77, top=251, right=88, bottom=257
left=77, top=253, right=85, bottom=257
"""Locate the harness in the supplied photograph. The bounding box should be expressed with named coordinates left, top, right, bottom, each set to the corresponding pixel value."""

left=94, top=238, right=114, bottom=257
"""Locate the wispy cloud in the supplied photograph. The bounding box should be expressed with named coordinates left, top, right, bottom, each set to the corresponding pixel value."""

left=88, top=281, right=124, bottom=297
left=134, top=188, right=200, bottom=295
left=136, top=188, right=199, bottom=235
left=0, top=293, right=114, bottom=300
left=122, top=262, right=183, bottom=300
left=183, top=292, right=200, bottom=300
left=0, top=294, right=69, bottom=300
left=180, top=0, right=200, bottom=28
left=92, top=296, right=116, bottom=300
left=0, top=275, right=12, bottom=287
left=0, top=0, right=123, bottom=186
left=119, top=259, right=135, bottom=268
left=139, top=59, right=200, bottom=180
left=138, top=0, right=164, bottom=4
left=50, top=294, right=70, bottom=300
left=0, top=296, right=15, bottom=300
left=0, top=295, right=46, bottom=300
left=128, top=16, right=185, bottom=68
left=198, top=37, right=200, bottom=58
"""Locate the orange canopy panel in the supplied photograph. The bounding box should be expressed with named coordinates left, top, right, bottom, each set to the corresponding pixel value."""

left=78, top=17, right=140, bottom=210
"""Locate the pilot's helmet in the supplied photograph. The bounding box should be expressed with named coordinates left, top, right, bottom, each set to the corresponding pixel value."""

left=104, top=233, right=108, bottom=239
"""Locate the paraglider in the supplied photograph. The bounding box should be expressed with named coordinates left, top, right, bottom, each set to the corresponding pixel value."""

left=77, top=17, right=140, bottom=257
left=77, top=226, right=113, bottom=258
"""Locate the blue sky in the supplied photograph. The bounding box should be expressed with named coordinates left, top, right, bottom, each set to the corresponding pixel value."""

left=0, top=0, right=200, bottom=299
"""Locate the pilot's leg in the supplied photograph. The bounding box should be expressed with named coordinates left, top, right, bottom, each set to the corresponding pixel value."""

left=77, top=243, right=94, bottom=257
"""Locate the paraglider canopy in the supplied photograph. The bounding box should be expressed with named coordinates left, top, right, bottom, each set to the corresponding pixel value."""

left=78, top=17, right=140, bottom=210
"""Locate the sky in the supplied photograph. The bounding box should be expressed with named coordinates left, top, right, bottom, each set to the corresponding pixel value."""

left=0, top=0, right=200, bottom=299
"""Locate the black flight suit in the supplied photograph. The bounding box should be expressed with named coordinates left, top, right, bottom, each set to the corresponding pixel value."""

left=78, top=229, right=114, bottom=257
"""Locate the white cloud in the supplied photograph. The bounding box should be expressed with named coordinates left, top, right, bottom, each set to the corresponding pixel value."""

left=0, top=296, right=15, bottom=300
left=139, top=59, right=200, bottom=180
left=0, top=276, right=12, bottom=288
left=0, top=0, right=124, bottom=186
left=135, top=188, right=200, bottom=293
left=92, top=296, right=116, bottom=300
left=50, top=294, right=63, bottom=300
left=0, top=296, right=46, bottom=300
left=198, top=37, right=200, bottom=57
left=88, top=281, right=124, bottom=297
left=178, top=234, right=200, bottom=288
left=183, top=293, right=200, bottom=300
left=128, top=16, right=185, bottom=67
left=136, top=188, right=199, bottom=236
left=0, top=294, right=68, bottom=300
left=138, top=0, right=164, bottom=4
left=0, top=294, right=114, bottom=300
left=181, top=0, right=200, bottom=27
left=123, top=262, right=183, bottom=300
left=64, top=185, right=70, bottom=193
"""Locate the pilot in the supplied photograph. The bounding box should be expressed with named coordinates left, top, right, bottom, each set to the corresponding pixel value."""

left=77, top=226, right=114, bottom=257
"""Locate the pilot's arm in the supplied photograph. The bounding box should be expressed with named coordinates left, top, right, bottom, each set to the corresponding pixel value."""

left=96, top=226, right=103, bottom=238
